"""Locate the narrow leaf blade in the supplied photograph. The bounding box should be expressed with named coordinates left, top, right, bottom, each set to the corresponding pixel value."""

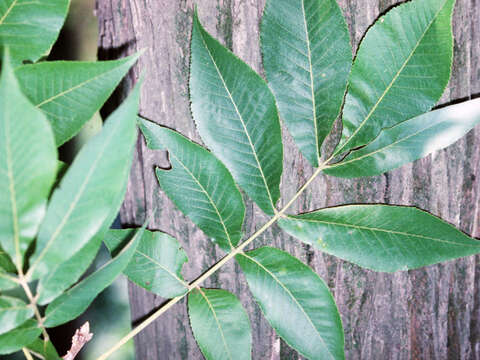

left=237, top=247, right=344, bottom=360
left=0, top=0, right=69, bottom=64
left=28, top=81, right=141, bottom=280
left=190, top=11, right=283, bottom=215
left=43, top=224, right=143, bottom=328
left=0, top=320, right=41, bottom=355
left=104, top=228, right=188, bottom=298
left=0, top=51, right=57, bottom=268
left=140, top=120, right=245, bottom=252
left=335, top=0, right=455, bottom=155
left=262, top=0, right=352, bottom=166
left=188, top=288, right=252, bottom=360
left=16, top=55, right=140, bottom=146
left=279, top=205, right=480, bottom=272
left=325, top=99, right=480, bottom=178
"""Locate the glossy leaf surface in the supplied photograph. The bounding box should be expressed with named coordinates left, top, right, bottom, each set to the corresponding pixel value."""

left=28, top=82, right=140, bottom=280
left=237, top=247, right=344, bottom=360
left=0, top=296, right=33, bottom=335
left=0, top=0, right=69, bottom=63
left=105, top=228, right=188, bottom=298
left=43, top=224, right=143, bottom=327
left=16, top=55, right=139, bottom=146
left=262, top=0, right=351, bottom=166
left=279, top=205, right=480, bottom=272
left=0, top=319, right=40, bottom=355
left=188, top=288, right=252, bottom=360
left=325, top=99, right=480, bottom=178
left=140, top=120, right=245, bottom=252
left=190, top=11, right=283, bottom=215
left=0, top=52, right=57, bottom=269
left=335, top=0, right=455, bottom=155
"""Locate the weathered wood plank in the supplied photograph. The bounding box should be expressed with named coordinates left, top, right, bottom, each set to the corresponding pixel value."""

left=96, top=0, right=480, bottom=358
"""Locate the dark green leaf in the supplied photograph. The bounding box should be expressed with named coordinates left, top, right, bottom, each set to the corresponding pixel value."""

left=0, top=51, right=57, bottom=269
left=43, top=224, right=143, bottom=327
left=279, top=205, right=480, bottom=272
left=0, top=0, right=69, bottom=64
left=105, top=228, right=188, bottom=298
left=335, top=0, right=455, bottom=155
left=25, top=338, right=61, bottom=360
left=0, top=296, right=33, bottom=335
left=188, top=288, right=252, bottom=360
left=325, top=99, right=480, bottom=178
left=140, top=120, right=245, bottom=252
left=0, top=246, right=15, bottom=272
left=237, top=247, right=344, bottom=360
left=16, top=55, right=140, bottom=146
left=262, top=0, right=351, bottom=167
left=0, top=320, right=41, bottom=355
left=190, top=10, right=283, bottom=215
left=28, top=81, right=141, bottom=280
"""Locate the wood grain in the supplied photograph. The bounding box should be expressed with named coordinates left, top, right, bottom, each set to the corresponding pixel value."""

left=96, top=0, right=480, bottom=358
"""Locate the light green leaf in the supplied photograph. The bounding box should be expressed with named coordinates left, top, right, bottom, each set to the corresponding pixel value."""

left=325, top=99, right=480, bottom=178
left=16, top=55, right=140, bottom=146
left=237, top=247, right=344, bottom=360
left=279, top=205, right=480, bottom=272
left=0, top=271, right=17, bottom=291
left=0, top=296, right=33, bottom=335
left=104, top=228, right=188, bottom=298
left=0, top=51, right=57, bottom=269
left=190, top=10, right=283, bottom=215
left=188, top=288, right=252, bottom=360
left=140, top=120, right=245, bottom=252
left=0, top=319, right=41, bottom=355
left=335, top=0, right=455, bottom=155
left=261, top=0, right=351, bottom=167
left=43, top=224, right=143, bottom=328
left=25, top=338, right=61, bottom=360
left=27, top=81, right=141, bottom=281
left=0, top=0, right=69, bottom=64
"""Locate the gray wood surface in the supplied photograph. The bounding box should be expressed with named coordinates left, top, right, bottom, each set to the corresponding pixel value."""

left=96, top=0, right=480, bottom=358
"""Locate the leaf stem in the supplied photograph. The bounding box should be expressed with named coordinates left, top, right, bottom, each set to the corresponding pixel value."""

left=97, top=163, right=327, bottom=360
left=22, top=347, right=34, bottom=360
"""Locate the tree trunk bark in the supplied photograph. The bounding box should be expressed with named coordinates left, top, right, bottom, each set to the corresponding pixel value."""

left=96, top=0, right=480, bottom=358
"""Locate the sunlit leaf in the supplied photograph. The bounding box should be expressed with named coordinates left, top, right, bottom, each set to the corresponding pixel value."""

left=0, top=296, right=33, bottom=335
left=0, top=320, right=41, bottom=355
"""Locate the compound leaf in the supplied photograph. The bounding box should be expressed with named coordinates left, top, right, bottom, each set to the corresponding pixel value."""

left=190, top=10, right=283, bottom=215
left=0, top=319, right=41, bottom=355
left=188, top=288, right=252, bottom=360
left=140, top=120, right=245, bottom=252
left=262, top=0, right=351, bottom=167
left=335, top=0, right=455, bottom=155
left=279, top=205, right=480, bottom=272
left=325, top=99, right=480, bottom=178
left=0, top=296, right=33, bottom=335
left=28, top=81, right=140, bottom=280
left=0, top=51, right=57, bottom=269
left=16, top=55, right=140, bottom=146
left=0, top=0, right=69, bottom=64
left=237, top=247, right=344, bottom=360
left=104, top=228, right=189, bottom=298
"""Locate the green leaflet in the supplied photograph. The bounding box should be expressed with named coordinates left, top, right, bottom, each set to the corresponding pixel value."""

left=261, top=0, right=351, bottom=167
left=0, top=296, right=33, bottom=335
left=279, top=205, right=480, bottom=272
left=325, top=99, right=480, bottom=178
left=188, top=288, right=252, bottom=360
left=190, top=10, right=283, bottom=215
left=0, top=271, right=17, bottom=291
left=104, top=228, right=188, bottom=298
left=16, top=55, right=140, bottom=146
left=0, top=0, right=69, bottom=64
left=25, top=338, right=61, bottom=360
left=140, top=120, right=245, bottom=252
left=0, top=319, right=41, bottom=355
left=237, top=247, right=344, bottom=360
left=335, top=0, right=455, bottom=155
left=27, top=81, right=140, bottom=281
left=0, top=51, right=57, bottom=269
left=0, top=246, right=15, bottom=273
left=43, top=223, right=143, bottom=328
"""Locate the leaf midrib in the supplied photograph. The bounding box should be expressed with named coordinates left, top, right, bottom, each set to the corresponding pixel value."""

left=0, top=0, right=18, bottom=25
left=337, top=0, right=448, bottom=154
left=197, top=25, right=276, bottom=213
left=292, top=216, right=480, bottom=247
left=134, top=249, right=187, bottom=288
left=241, top=252, right=334, bottom=360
